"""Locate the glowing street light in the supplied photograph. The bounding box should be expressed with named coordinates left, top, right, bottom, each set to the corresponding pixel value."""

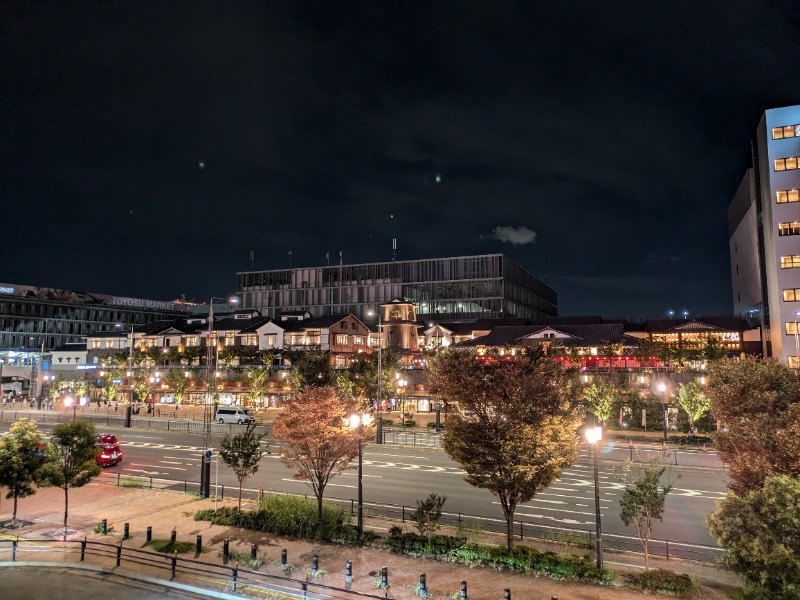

left=585, top=425, right=603, bottom=569
left=349, top=412, right=372, bottom=537
left=366, top=309, right=383, bottom=444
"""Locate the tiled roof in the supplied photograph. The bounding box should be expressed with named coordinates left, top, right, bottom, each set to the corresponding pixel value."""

left=455, top=323, right=640, bottom=348
left=211, top=316, right=272, bottom=332
left=642, top=316, right=750, bottom=333
left=282, top=314, right=352, bottom=332
left=52, top=342, right=87, bottom=352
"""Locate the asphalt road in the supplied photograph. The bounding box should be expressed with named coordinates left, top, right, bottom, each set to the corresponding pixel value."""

left=4, top=421, right=727, bottom=549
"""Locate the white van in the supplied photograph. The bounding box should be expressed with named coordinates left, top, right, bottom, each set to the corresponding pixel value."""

left=216, top=407, right=254, bottom=425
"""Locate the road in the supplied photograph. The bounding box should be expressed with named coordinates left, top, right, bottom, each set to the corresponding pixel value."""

left=4, top=421, right=727, bottom=550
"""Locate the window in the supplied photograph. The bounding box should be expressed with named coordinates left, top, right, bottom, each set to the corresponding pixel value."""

left=774, top=156, right=799, bottom=171
left=790, top=356, right=800, bottom=369
left=783, top=288, right=800, bottom=301
left=265, top=334, right=276, bottom=347
left=777, top=189, right=800, bottom=203
left=244, top=334, right=257, bottom=346
left=779, top=222, right=800, bottom=236
left=353, top=336, right=364, bottom=345
left=225, top=335, right=235, bottom=346
left=786, top=322, right=799, bottom=335
left=781, top=255, right=800, bottom=269
left=186, top=336, right=200, bottom=347
left=772, top=124, right=800, bottom=139
left=336, top=334, right=348, bottom=345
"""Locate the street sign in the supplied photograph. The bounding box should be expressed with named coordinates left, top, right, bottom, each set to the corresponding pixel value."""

left=204, top=450, right=212, bottom=460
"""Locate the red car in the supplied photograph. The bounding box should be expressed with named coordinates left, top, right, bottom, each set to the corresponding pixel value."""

left=96, top=434, right=124, bottom=467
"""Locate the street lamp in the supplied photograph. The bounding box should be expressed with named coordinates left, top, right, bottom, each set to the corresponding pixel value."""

left=585, top=425, right=603, bottom=569
left=349, top=412, right=372, bottom=537
left=396, top=374, right=408, bottom=429
left=367, top=309, right=383, bottom=444
left=116, top=323, right=135, bottom=405
left=657, top=381, right=668, bottom=442
left=64, top=395, right=76, bottom=421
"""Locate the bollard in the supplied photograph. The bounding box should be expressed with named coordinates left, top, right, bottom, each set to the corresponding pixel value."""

left=312, top=554, right=318, bottom=575
left=503, top=588, right=511, bottom=600
left=196, top=534, right=202, bottom=554
left=381, top=565, right=388, bottom=589
left=419, top=573, right=427, bottom=597
left=146, top=526, right=152, bottom=543
left=123, top=523, right=129, bottom=540
left=116, top=543, right=122, bottom=567
left=80, top=538, right=86, bottom=561
left=301, top=581, right=308, bottom=599
left=223, top=539, right=229, bottom=565
left=251, top=543, right=257, bottom=560
left=460, top=580, right=467, bottom=598
left=345, top=560, right=352, bottom=585
left=232, top=563, right=239, bottom=592
left=11, top=539, right=16, bottom=562
left=552, top=596, right=559, bottom=600
left=171, top=551, right=177, bottom=579
left=281, top=548, right=287, bottom=567
left=101, top=519, right=107, bottom=535
left=170, top=529, right=176, bottom=544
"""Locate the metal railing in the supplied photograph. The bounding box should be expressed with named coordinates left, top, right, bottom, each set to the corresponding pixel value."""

left=96, top=472, right=724, bottom=564
left=0, top=537, right=386, bottom=600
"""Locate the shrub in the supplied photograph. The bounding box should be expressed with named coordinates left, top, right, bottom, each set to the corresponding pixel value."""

left=195, top=494, right=356, bottom=542
left=148, top=539, right=196, bottom=554
left=635, top=569, right=700, bottom=597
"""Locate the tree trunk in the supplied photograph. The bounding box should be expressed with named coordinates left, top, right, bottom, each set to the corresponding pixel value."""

left=317, top=491, right=323, bottom=522
left=12, top=493, right=18, bottom=524
left=63, top=485, right=69, bottom=541
left=499, top=496, right=516, bottom=551
left=238, top=482, right=243, bottom=511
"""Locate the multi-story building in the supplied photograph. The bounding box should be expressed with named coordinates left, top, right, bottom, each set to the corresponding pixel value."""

left=236, top=253, right=557, bottom=325
left=729, top=105, right=800, bottom=364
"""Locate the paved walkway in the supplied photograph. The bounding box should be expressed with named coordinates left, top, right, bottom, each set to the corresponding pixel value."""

left=0, top=477, right=741, bottom=600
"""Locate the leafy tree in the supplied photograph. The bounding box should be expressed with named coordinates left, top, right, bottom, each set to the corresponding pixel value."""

left=676, top=381, right=710, bottom=433
left=707, top=358, right=800, bottom=496
left=37, top=421, right=101, bottom=538
left=429, top=347, right=583, bottom=550
left=410, top=493, right=447, bottom=546
left=165, top=347, right=182, bottom=365
left=242, top=368, right=270, bottom=407
left=335, top=351, right=399, bottom=411
left=272, top=386, right=367, bottom=520
left=131, top=350, right=147, bottom=366
left=258, top=348, right=279, bottom=368
left=181, top=346, right=203, bottom=366
left=619, top=456, right=676, bottom=570
left=698, top=336, right=730, bottom=362
left=145, top=346, right=164, bottom=366
left=72, top=378, right=88, bottom=401
left=133, top=371, right=151, bottom=403
left=219, top=346, right=238, bottom=367
left=283, top=348, right=333, bottom=391
left=219, top=423, right=268, bottom=510
left=707, top=475, right=800, bottom=598
left=633, top=339, right=663, bottom=369
left=99, top=371, right=119, bottom=403
left=112, top=351, right=129, bottom=368
left=582, top=379, right=617, bottom=426
left=164, top=369, right=188, bottom=405
left=0, top=419, right=45, bottom=524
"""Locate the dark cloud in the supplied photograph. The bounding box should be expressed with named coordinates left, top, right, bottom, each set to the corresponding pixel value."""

left=2, top=1, right=798, bottom=316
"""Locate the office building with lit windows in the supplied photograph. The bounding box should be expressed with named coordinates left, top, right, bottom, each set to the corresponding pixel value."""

left=236, top=253, right=557, bottom=325
left=729, top=104, right=800, bottom=365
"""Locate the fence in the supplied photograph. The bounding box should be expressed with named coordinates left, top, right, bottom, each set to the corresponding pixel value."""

left=96, top=471, right=724, bottom=564
left=0, top=537, right=387, bottom=600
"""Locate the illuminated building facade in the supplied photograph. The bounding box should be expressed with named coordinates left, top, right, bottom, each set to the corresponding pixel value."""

left=729, top=105, right=800, bottom=364
left=236, top=253, right=557, bottom=325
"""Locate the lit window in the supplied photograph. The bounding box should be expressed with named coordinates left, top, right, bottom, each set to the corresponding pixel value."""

left=783, top=289, right=800, bottom=301
left=772, top=125, right=800, bottom=140
left=790, top=356, right=800, bottom=368
left=265, top=334, right=276, bottom=346
left=336, top=334, right=348, bottom=345
left=781, top=255, right=800, bottom=269
left=779, top=222, right=800, bottom=236
left=775, top=157, right=800, bottom=171
left=786, top=322, right=799, bottom=335
left=353, top=336, right=364, bottom=345
left=777, top=189, right=800, bottom=203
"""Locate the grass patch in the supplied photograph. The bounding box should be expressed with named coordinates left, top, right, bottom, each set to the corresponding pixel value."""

left=633, top=569, right=700, bottom=597
left=120, top=477, right=145, bottom=488
left=92, top=522, right=115, bottom=535
left=195, top=494, right=360, bottom=543
left=148, top=538, right=197, bottom=554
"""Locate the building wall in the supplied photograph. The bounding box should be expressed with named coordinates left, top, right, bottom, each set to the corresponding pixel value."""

left=237, top=254, right=557, bottom=323
left=729, top=169, right=762, bottom=317
left=755, top=106, right=800, bottom=364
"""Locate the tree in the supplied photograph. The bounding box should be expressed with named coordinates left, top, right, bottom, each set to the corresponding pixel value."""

left=99, top=371, right=119, bottom=403
left=181, top=346, right=202, bottom=366
left=618, top=456, right=676, bottom=570
left=37, top=421, right=101, bottom=538
left=133, top=371, right=151, bottom=404
left=707, top=475, right=800, bottom=598
left=707, top=358, right=800, bottom=496
left=410, top=493, right=446, bottom=546
left=145, top=346, right=164, bottom=366
left=428, top=347, right=583, bottom=550
left=335, top=351, right=399, bottom=411
left=242, top=368, right=270, bottom=407
left=219, top=423, right=268, bottom=510
left=272, top=386, right=367, bottom=521
left=165, top=369, right=188, bottom=405
left=676, top=381, right=710, bottom=433
left=283, top=348, right=333, bottom=391
left=698, top=336, right=729, bottom=362
left=0, top=419, right=45, bottom=524
left=582, top=379, right=617, bottom=426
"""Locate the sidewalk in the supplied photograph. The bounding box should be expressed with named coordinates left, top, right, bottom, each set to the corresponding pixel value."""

left=0, top=480, right=741, bottom=599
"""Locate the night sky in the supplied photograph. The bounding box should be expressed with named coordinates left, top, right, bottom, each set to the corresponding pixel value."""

left=4, top=2, right=799, bottom=319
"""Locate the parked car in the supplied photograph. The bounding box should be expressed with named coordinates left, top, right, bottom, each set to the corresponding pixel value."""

left=96, top=434, right=124, bottom=467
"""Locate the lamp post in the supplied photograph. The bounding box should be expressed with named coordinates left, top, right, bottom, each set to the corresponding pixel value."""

left=585, top=425, right=603, bottom=569
left=64, top=395, right=76, bottom=421
left=367, top=309, right=383, bottom=444
left=657, top=381, right=668, bottom=441
left=116, top=323, right=135, bottom=405
left=349, top=412, right=372, bottom=537
left=396, top=375, right=408, bottom=429
left=201, top=295, right=238, bottom=500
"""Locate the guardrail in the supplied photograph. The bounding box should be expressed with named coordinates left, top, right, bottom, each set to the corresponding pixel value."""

left=96, top=471, right=724, bottom=564
left=0, top=537, right=386, bottom=600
